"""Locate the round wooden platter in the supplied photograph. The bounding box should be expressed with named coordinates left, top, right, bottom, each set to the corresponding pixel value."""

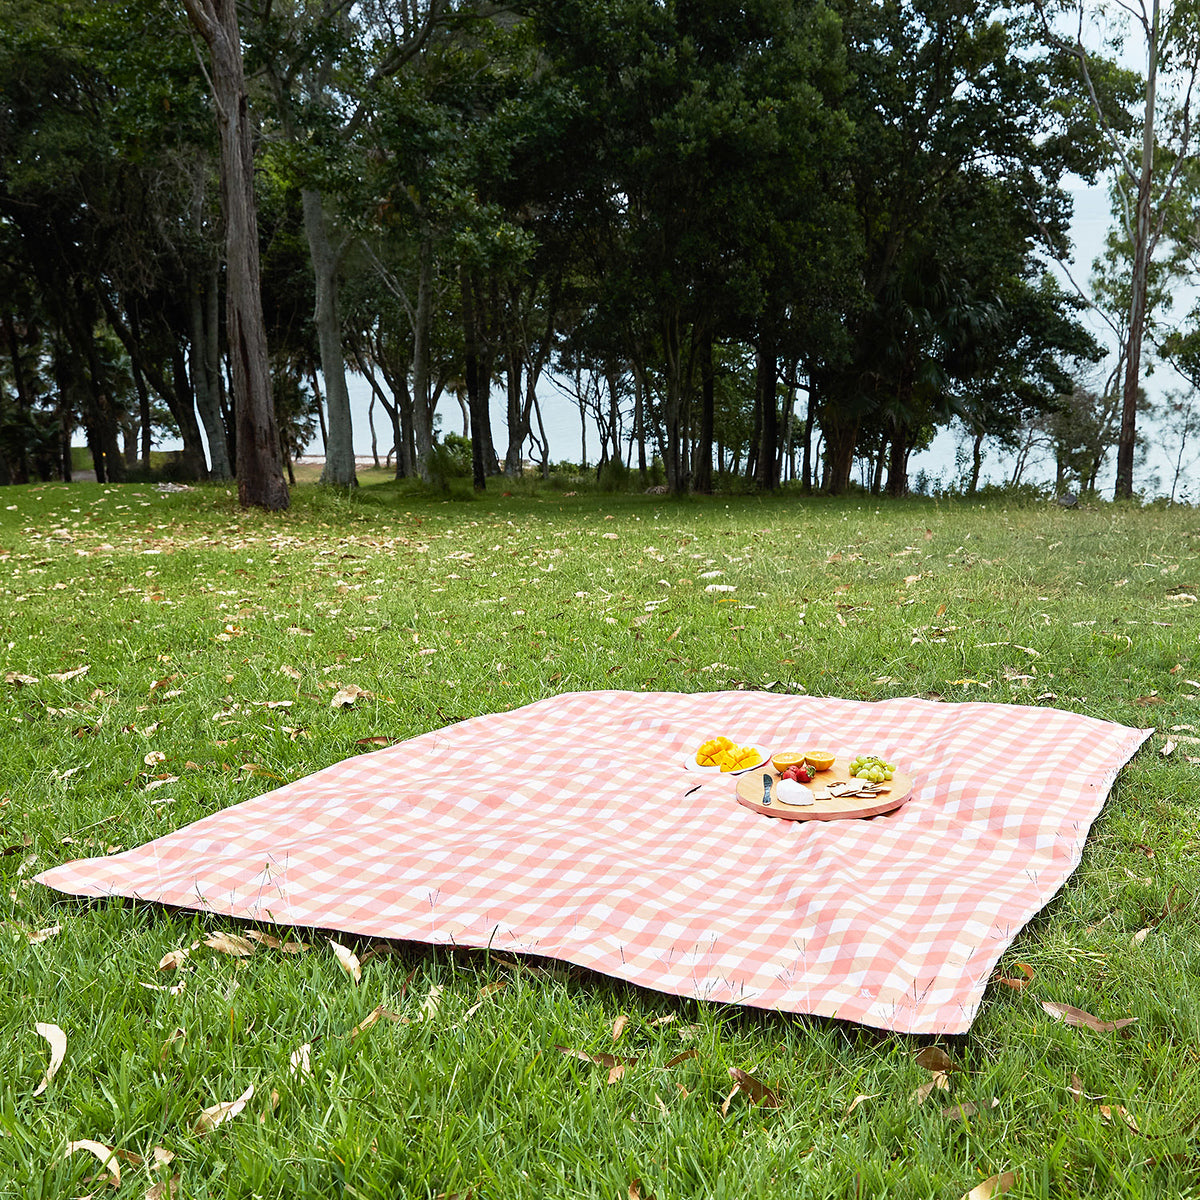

left=734, top=762, right=915, bottom=822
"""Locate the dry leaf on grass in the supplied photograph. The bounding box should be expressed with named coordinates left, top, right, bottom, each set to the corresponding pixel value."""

left=289, top=1043, right=312, bottom=1080
left=845, top=1093, right=876, bottom=1116
left=330, top=939, right=361, bottom=983
left=246, top=930, right=308, bottom=953
left=421, top=984, right=444, bottom=1022
left=59, top=1139, right=119, bottom=1187
left=628, top=1178, right=655, bottom=1200
left=995, top=962, right=1034, bottom=991
left=145, top=1175, right=181, bottom=1200
left=195, top=1083, right=254, bottom=1133
left=32, top=1021, right=66, bottom=1096
left=914, top=1046, right=957, bottom=1073
left=962, top=1170, right=1018, bottom=1200
left=663, top=1049, right=698, bottom=1069
left=26, top=924, right=61, bottom=944
left=612, top=1014, right=629, bottom=1042
left=1041, top=1001, right=1137, bottom=1032
left=158, top=941, right=199, bottom=971
left=350, top=1003, right=405, bottom=1040
left=49, top=664, right=90, bottom=682
left=203, top=932, right=255, bottom=957
left=1132, top=927, right=1151, bottom=946
left=942, top=1098, right=1000, bottom=1120
left=457, top=982, right=506, bottom=1025
left=720, top=1067, right=781, bottom=1114
left=5, top=672, right=39, bottom=686
left=1100, top=1104, right=1140, bottom=1132
left=557, top=1046, right=638, bottom=1085
left=330, top=684, right=372, bottom=709
left=913, top=1073, right=951, bottom=1105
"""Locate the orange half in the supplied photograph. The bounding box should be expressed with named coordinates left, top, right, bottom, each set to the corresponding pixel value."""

left=771, top=752, right=806, bottom=774
left=804, top=749, right=836, bottom=772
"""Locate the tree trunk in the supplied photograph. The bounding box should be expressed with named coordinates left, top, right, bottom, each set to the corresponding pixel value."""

left=661, top=310, right=687, bottom=493
left=885, top=423, right=908, bottom=497
left=303, top=188, right=356, bottom=488
left=411, top=231, right=435, bottom=482
left=694, top=329, right=715, bottom=494
left=1115, top=0, right=1159, bottom=500
left=187, top=278, right=233, bottom=477
left=969, top=430, right=984, bottom=494
left=183, top=0, right=288, bottom=511
left=753, top=334, right=778, bottom=490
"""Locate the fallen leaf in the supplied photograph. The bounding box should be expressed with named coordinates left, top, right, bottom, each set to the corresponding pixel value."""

left=330, top=939, right=361, bottom=983
left=245, top=930, right=307, bottom=953
left=5, top=672, right=39, bottom=685
left=60, top=1139, right=119, bottom=1187
left=556, top=1045, right=638, bottom=1085
left=159, top=1029, right=186, bottom=1062
left=995, top=962, right=1034, bottom=991
left=32, top=1021, right=66, bottom=1096
left=628, top=1178, right=654, bottom=1200
left=143, top=751, right=167, bottom=767
left=612, top=1014, right=629, bottom=1042
left=48, top=664, right=90, bottom=682
left=26, top=924, right=62, bottom=945
left=330, top=684, right=371, bottom=709
left=350, top=1004, right=404, bottom=1040
left=203, top=932, right=255, bottom=957
left=942, top=1098, right=1000, bottom=1119
left=727, top=1067, right=781, bottom=1108
left=663, top=1049, right=698, bottom=1069
left=1132, top=927, right=1151, bottom=946
left=356, top=736, right=399, bottom=746
left=962, top=1170, right=1018, bottom=1199
left=1161, top=740, right=1177, bottom=757
left=195, top=1083, right=254, bottom=1132
left=280, top=664, right=302, bottom=681
left=1133, top=695, right=1164, bottom=707
left=915, top=1046, right=956, bottom=1073
left=1100, top=1103, right=1140, bottom=1132
left=845, top=1093, right=876, bottom=1116
left=158, top=942, right=198, bottom=971
left=1041, top=1001, right=1137, bottom=1032
left=145, top=1175, right=181, bottom=1200
left=913, top=1073, right=951, bottom=1104
left=289, top=1043, right=312, bottom=1079
left=458, top=981, right=506, bottom=1024
left=421, top=984, right=444, bottom=1022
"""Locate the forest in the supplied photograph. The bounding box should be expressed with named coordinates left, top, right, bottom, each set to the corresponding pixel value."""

left=1, top=0, right=1198, bottom=505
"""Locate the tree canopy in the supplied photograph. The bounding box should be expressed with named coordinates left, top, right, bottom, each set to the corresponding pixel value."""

left=2, top=0, right=1170, bottom=501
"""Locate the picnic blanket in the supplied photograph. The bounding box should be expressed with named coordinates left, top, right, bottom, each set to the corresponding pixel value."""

left=36, top=691, right=1150, bottom=1034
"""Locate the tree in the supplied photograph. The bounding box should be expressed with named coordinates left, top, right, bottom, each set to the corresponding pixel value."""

left=1038, top=0, right=1200, bottom=498
left=182, top=0, right=288, bottom=510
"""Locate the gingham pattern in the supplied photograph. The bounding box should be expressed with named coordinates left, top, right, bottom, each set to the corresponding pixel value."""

left=36, top=692, right=1149, bottom=1034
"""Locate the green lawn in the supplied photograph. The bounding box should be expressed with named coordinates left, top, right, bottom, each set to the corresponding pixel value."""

left=1, top=479, right=1198, bottom=1198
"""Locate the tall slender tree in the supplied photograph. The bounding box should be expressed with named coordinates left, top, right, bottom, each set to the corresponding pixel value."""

left=182, top=0, right=288, bottom=509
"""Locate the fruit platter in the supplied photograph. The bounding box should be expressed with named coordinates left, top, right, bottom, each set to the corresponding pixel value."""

left=731, top=749, right=915, bottom=822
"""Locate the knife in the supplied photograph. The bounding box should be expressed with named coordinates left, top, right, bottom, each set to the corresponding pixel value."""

left=761, top=773, right=773, bottom=806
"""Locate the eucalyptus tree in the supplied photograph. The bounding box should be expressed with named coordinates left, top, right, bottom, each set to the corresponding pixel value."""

left=1036, top=0, right=1200, bottom=499
left=183, top=0, right=288, bottom=508
left=246, top=0, right=446, bottom=488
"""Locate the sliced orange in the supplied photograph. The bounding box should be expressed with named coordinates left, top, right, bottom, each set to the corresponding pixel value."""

left=771, top=752, right=806, bottom=774
left=804, top=749, right=836, bottom=772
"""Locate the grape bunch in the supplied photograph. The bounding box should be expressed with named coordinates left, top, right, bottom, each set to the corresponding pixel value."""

left=849, top=754, right=894, bottom=783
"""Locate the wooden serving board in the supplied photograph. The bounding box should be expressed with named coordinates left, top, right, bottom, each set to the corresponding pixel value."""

left=734, top=762, right=915, bottom=822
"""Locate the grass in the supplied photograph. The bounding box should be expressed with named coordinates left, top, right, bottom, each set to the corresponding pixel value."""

left=1, top=477, right=1198, bottom=1199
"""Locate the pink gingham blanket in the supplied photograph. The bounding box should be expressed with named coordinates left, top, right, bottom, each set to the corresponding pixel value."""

left=37, top=691, right=1149, bottom=1034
